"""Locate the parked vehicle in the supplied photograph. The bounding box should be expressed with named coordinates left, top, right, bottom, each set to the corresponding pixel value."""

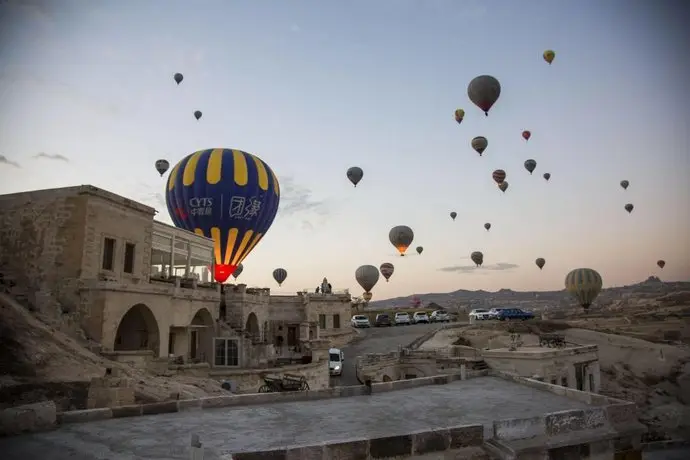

left=430, top=310, right=450, bottom=323
left=486, top=308, right=507, bottom=320
left=375, top=313, right=392, bottom=327
left=328, top=348, right=344, bottom=376
left=351, top=315, right=370, bottom=328
left=412, top=311, right=429, bottom=324
left=495, top=308, right=534, bottom=321
left=469, top=309, right=490, bottom=320
left=394, top=312, right=411, bottom=325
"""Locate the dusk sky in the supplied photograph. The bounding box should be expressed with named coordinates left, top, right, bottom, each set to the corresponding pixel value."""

left=1, top=0, right=688, bottom=300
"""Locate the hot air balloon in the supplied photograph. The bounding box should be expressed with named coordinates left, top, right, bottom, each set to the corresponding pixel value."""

left=155, top=159, right=170, bottom=176
left=470, top=251, right=484, bottom=267
left=498, top=181, right=509, bottom=193
left=194, top=110, right=203, bottom=121
left=347, top=166, right=363, bottom=187
left=380, top=263, right=394, bottom=282
left=543, top=50, right=556, bottom=65
left=492, top=169, right=506, bottom=184
left=535, top=258, right=545, bottom=270
left=450, top=211, right=457, bottom=221
left=657, top=260, right=666, bottom=269
left=624, top=203, right=634, bottom=213
left=454, top=109, right=465, bottom=124
left=416, top=246, right=423, bottom=255
left=467, top=75, right=501, bottom=116
left=543, top=172, right=551, bottom=181
left=522, top=130, right=531, bottom=142
left=471, top=136, right=488, bottom=156
left=174, top=73, right=184, bottom=85
left=165, top=148, right=281, bottom=283
left=362, top=292, right=373, bottom=302
left=620, top=180, right=629, bottom=190
left=484, top=222, right=491, bottom=231
left=565, top=268, right=603, bottom=310
left=524, top=159, right=537, bottom=175
left=389, top=225, right=414, bottom=256
left=232, top=263, right=244, bottom=280
left=356, top=265, right=380, bottom=293
left=273, top=268, right=287, bottom=286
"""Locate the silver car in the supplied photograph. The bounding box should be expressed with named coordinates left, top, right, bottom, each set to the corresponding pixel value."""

left=351, top=315, right=370, bottom=328
left=394, top=312, right=411, bottom=325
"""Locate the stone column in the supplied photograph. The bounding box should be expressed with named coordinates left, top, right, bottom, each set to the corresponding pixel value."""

left=589, top=361, right=601, bottom=393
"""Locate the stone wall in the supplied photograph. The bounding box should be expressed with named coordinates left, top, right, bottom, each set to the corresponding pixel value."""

left=357, top=350, right=468, bottom=382
left=209, top=359, right=329, bottom=393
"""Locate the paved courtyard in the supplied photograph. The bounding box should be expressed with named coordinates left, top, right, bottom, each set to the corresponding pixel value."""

left=1, top=376, right=591, bottom=460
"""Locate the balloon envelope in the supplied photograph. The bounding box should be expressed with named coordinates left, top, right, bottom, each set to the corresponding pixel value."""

left=450, top=211, right=457, bottom=221
left=380, top=263, right=394, bottom=281
left=467, top=75, right=501, bottom=115
left=389, top=225, right=414, bottom=256
left=484, top=222, right=491, bottom=231
left=416, top=246, right=423, bottom=255
left=625, top=203, right=634, bottom=213
left=174, top=73, right=184, bottom=84
left=565, top=268, right=603, bottom=310
left=273, top=268, right=287, bottom=286
left=165, top=148, right=281, bottom=283
left=498, top=181, right=509, bottom=193
left=232, top=263, right=244, bottom=279
left=155, top=159, right=170, bottom=176
left=454, top=109, right=465, bottom=124
left=543, top=172, right=551, bottom=181
left=347, top=166, right=363, bottom=187
left=543, top=50, right=556, bottom=64
left=471, top=251, right=484, bottom=266
left=492, top=169, right=506, bottom=184
left=535, top=258, right=546, bottom=270
left=524, top=159, right=537, bottom=174
left=356, top=265, right=380, bottom=292
left=657, top=260, right=666, bottom=269
left=522, top=130, right=531, bottom=141
left=194, top=110, right=202, bottom=120
left=471, top=136, right=488, bottom=156
left=620, top=180, right=629, bottom=190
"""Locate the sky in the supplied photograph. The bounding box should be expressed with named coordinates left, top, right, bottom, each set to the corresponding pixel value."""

left=1, top=0, right=689, bottom=300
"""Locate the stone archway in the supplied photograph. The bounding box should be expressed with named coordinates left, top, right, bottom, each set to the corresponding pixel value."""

left=190, top=308, right=215, bottom=363
left=245, top=312, right=260, bottom=342
left=114, top=304, right=160, bottom=354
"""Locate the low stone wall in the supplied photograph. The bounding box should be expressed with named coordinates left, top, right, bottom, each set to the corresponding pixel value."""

left=0, top=401, right=57, bottom=437
left=407, top=323, right=467, bottom=350
left=357, top=349, right=467, bottom=382
left=320, top=328, right=355, bottom=348
left=229, top=423, right=486, bottom=459
left=55, top=372, right=466, bottom=427
left=208, top=359, right=329, bottom=393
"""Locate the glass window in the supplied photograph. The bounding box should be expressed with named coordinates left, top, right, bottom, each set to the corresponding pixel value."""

left=333, top=314, right=340, bottom=329
left=319, top=314, right=326, bottom=329
left=102, top=238, right=116, bottom=271
left=214, top=338, right=239, bottom=366
left=123, top=243, right=135, bottom=274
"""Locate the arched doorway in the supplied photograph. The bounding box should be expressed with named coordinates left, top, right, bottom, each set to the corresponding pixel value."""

left=382, top=375, right=393, bottom=382
left=114, top=304, right=160, bottom=354
left=245, top=312, right=260, bottom=343
left=189, top=308, right=214, bottom=363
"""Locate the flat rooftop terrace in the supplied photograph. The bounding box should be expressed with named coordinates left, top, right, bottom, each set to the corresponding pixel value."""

left=0, top=376, right=591, bottom=460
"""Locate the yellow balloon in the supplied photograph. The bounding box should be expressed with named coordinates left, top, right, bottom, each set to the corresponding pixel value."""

left=543, top=49, right=556, bottom=65
left=454, top=108, right=465, bottom=123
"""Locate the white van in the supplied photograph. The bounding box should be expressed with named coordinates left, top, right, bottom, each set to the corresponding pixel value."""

left=329, top=347, right=344, bottom=376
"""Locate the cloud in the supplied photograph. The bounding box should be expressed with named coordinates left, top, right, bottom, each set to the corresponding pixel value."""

left=0, top=155, right=20, bottom=168
left=33, top=152, right=69, bottom=162
left=439, top=263, right=519, bottom=273
left=278, top=176, right=328, bottom=216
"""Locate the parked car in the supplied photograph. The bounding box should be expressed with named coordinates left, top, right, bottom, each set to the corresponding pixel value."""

left=351, top=315, right=370, bottom=328
left=468, top=309, right=490, bottom=320
left=375, top=313, right=392, bottom=327
left=412, top=311, right=429, bottom=324
left=486, top=308, right=507, bottom=320
left=393, top=312, right=411, bottom=326
left=430, top=310, right=450, bottom=323
left=495, top=308, right=535, bottom=321
left=328, top=348, right=344, bottom=376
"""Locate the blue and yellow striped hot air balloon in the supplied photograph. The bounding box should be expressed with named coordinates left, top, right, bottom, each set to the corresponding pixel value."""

left=565, top=268, right=603, bottom=310
left=165, top=148, right=280, bottom=283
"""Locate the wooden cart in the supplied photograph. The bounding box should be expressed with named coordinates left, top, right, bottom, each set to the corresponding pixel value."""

left=257, top=373, right=310, bottom=393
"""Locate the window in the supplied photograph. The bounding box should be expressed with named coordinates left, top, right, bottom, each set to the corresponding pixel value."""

left=214, top=338, right=239, bottom=366
left=124, top=243, right=136, bottom=274
left=333, top=314, right=341, bottom=329
left=102, top=237, right=116, bottom=271
left=561, top=376, right=568, bottom=387
left=319, top=314, right=326, bottom=329
left=589, top=374, right=595, bottom=392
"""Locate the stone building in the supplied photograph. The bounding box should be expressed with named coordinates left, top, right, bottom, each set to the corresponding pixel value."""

left=0, top=185, right=352, bottom=383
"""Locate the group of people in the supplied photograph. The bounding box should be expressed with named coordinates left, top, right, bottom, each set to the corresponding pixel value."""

left=315, top=277, right=332, bottom=294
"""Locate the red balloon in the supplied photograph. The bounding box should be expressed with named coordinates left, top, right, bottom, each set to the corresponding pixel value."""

left=522, top=130, right=531, bottom=141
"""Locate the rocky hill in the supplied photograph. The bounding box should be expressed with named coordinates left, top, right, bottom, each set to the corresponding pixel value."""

left=367, top=277, right=690, bottom=310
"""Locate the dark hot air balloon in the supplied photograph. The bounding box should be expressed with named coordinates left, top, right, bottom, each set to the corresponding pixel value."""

left=522, top=130, right=531, bottom=141
left=484, top=222, right=491, bottom=231
left=620, top=180, right=629, bottom=190
left=174, top=73, right=184, bottom=85
left=232, top=263, right=244, bottom=280
left=624, top=203, right=634, bottom=213
left=155, top=159, right=170, bottom=176
left=470, top=251, right=484, bottom=267
left=471, top=136, right=488, bottom=156
left=524, top=159, right=537, bottom=175
left=454, top=109, right=465, bottom=124
left=356, top=265, right=380, bottom=293
left=467, top=75, right=501, bottom=116
left=273, top=268, right=288, bottom=286
left=498, top=181, right=509, bottom=193
left=380, top=263, right=394, bottom=282
left=450, top=211, right=457, bottom=221
left=346, top=166, right=363, bottom=187
left=543, top=50, right=556, bottom=65
left=657, top=260, right=666, bottom=269
left=194, top=110, right=203, bottom=121
left=492, top=169, right=506, bottom=184
left=416, top=246, right=423, bottom=255
left=165, top=148, right=281, bottom=283
left=543, top=172, right=551, bottom=181
left=535, top=258, right=546, bottom=270
left=389, top=225, right=414, bottom=256
left=565, top=268, right=603, bottom=310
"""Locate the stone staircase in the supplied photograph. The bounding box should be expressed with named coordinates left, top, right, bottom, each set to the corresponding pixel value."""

left=469, top=359, right=490, bottom=371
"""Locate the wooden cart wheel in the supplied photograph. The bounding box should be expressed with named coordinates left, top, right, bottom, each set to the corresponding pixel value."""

left=300, top=378, right=310, bottom=391
left=258, top=385, right=272, bottom=393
